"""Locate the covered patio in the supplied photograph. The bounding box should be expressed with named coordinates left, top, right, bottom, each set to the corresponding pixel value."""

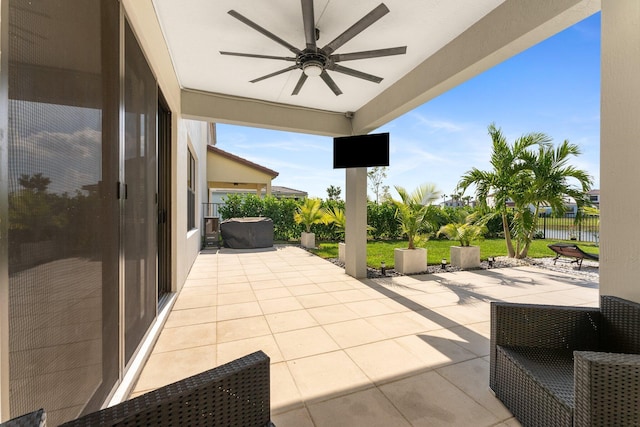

left=131, top=246, right=598, bottom=426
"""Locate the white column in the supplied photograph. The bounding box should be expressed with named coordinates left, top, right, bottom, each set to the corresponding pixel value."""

left=600, top=1, right=640, bottom=302
left=345, top=167, right=367, bottom=278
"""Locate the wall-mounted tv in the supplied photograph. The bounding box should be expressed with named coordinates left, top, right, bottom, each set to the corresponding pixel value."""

left=333, top=132, right=390, bottom=169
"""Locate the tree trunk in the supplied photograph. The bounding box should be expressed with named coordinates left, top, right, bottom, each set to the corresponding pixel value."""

left=518, top=205, right=540, bottom=259
left=502, top=212, right=515, bottom=257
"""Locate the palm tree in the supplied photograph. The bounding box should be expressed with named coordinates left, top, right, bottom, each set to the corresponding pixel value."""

left=324, top=205, right=346, bottom=240
left=294, top=198, right=328, bottom=233
left=391, top=183, right=441, bottom=249
left=515, top=140, right=593, bottom=257
left=459, top=124, right=593, bottom=259
left=459, top=123, right=547, bottom=257
left=437, top=221, right=487, bottom=247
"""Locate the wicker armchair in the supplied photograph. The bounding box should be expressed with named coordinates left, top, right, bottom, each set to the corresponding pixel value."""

left=490, top=295, right=640, bottom=427
left=2, top=351, right=273, bottom=427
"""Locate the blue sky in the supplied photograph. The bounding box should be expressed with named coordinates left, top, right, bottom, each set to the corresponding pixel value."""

left=216, top=12, right=600, bottom=201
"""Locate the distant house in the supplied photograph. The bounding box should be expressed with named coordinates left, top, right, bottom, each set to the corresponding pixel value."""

left=588, top=189, right=600, bottom=206
left=271, top=186, right=307, bottom=200
left=207, top=145, right=279, bottom=204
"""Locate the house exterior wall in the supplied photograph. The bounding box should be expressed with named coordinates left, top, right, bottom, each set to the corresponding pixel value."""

left=600, top=0, right=640, bottom=302
left=206, top=151, right=274, bottom=194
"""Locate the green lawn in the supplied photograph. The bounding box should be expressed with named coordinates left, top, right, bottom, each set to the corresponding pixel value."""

left=309, top=238, right=599, bottom=269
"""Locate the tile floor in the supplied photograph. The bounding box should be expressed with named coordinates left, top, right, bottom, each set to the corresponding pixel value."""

left=131, top=245, right=599, bottom=427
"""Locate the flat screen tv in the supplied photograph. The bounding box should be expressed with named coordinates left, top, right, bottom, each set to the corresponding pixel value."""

left=333, top=132, right=390, bottom=169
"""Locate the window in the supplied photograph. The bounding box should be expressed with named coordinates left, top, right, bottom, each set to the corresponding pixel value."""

left=187, top=149, right=196, bottom=230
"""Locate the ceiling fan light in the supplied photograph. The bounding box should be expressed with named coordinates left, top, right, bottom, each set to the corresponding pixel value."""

left=302, top=61, right=323, bottom=77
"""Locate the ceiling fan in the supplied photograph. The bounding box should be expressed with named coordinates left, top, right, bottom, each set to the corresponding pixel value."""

left=220, top=1, right=407, bottom=96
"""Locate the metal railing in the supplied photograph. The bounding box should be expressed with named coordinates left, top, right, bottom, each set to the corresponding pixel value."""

left=537, top=214, right=599, bottom=244
left=202, top=203, right=223, bottom=219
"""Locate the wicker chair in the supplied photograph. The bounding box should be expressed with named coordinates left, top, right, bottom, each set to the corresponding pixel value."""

left=2, top=351, right=274, bottom=427
left=490, top=295, right=640, bottom=427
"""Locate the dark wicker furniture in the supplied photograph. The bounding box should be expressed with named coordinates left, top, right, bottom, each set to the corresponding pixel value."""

left=490, top=295, right=640, bottom=427
left=2, top=351, right=273, bottom=427
left=547, top=243, right=599, bottom=270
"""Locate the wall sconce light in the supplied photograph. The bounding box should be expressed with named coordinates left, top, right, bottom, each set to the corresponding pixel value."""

left=380, top=261, right=386, bottom=276
left=441, top=259, right=447, bottom=270
left=488, top=256, right=495, bottom=268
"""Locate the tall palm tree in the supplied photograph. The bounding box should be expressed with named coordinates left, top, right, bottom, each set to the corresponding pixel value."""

left=516, top=140, right=593, bottom=257
left=459, top=123, right=548, bottom=257
left=392, top=183, right=441, bottom=249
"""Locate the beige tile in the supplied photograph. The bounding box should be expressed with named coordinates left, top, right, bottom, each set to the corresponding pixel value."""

left=153, top=322, right=216, bottom=353
left=274, top=326, right=340, bottom=360
left=217, top=282, right=252, bottom=293
left=250, top=279, right=284, bottom=290
left=364, top=312, right=431, bottom=338
left=259, top=297, right=304, bottom=314
left=412, top=308, right=459, bottom=330
left=346, top=340, right=428, bottom=384
left=182, top=277, right=217, bottom=288
left=380, top=370, right=499, bottom=427
left=265, top=310, right=319, bottom=333
left=216, top=335, right=283, bottom=365
left=133, top=345, right=217, bottom=393
left=216, top=301, right=263, bottom=321
left=344, top=299, right=398, bottom=317
left=287, top=283, right=324, bottom=296
left=307, top=387, right=412, bottom=427
left=216, top=315, right=271, bottom=343
left=270, top=362, right=304, bottom=414
left=436, top=358, right=513, bottom=420
left=253, top=287, right=292, bottom=300
left=164, top=306, right=216, bottom=328
left=317, top=281, right=359, bottom=292
left=173, top=293, right=217, bottom=310
left=296, top=293, right=341, bottom=308
left=287, top=351, right=372, bottom=402
left=447, top=322, right=491, bottom=356
left=218, top=276, right=250, bottom=287
left=178, top=286, right=217, bottom=296
left=323, top=318, right=386, bottom=348
left=216, top=290, right=256, bottom=305
left=271, top=407, right=315, bottom=427
left=432, top=301, right=491, bottom=325
left=276, top=275, right=314, bottom=286
left=395, top=332, right=477, bottom=369
left=332, top=289, right=377, bottom=303
left=307, top=304, right=360, bottom=324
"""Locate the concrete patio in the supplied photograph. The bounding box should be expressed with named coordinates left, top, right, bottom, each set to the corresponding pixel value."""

left=130, top=245, right=599, bottom=427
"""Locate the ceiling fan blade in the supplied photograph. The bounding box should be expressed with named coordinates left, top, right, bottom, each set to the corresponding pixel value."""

left=250, top=65, right=299, bottom=83
left=331, top=46, right=407, bottom=62
left=228, top=10, right=301, bottom=55
left=322, top=3, right=389, bottom=55
left=330, top=64, right=383, bottom=83
left=320, top=71, right=343, bottom=96
left=220, top=51, right=297, bottom=62
left=301, top=0, right=316, bottom=50
left=291, top=72, right=308, bottom=95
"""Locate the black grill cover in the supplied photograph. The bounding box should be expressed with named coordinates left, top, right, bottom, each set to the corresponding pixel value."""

left=220, top=217, right=274, bottom=249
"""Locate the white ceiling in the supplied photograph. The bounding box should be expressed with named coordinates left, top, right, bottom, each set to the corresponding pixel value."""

left=152, top=0, right=506, bottom=113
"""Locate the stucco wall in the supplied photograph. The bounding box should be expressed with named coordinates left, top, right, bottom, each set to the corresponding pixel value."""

left=600, top=0, right=640, bottom=302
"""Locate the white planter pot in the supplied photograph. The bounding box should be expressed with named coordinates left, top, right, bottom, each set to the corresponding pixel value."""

left=338, top=242, right=346, bottom=262
left=450, top=245, right=481, bottom=269
left=300, top=232, right=316, bottom=249
left=394, top=247, right=427, bottom=274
